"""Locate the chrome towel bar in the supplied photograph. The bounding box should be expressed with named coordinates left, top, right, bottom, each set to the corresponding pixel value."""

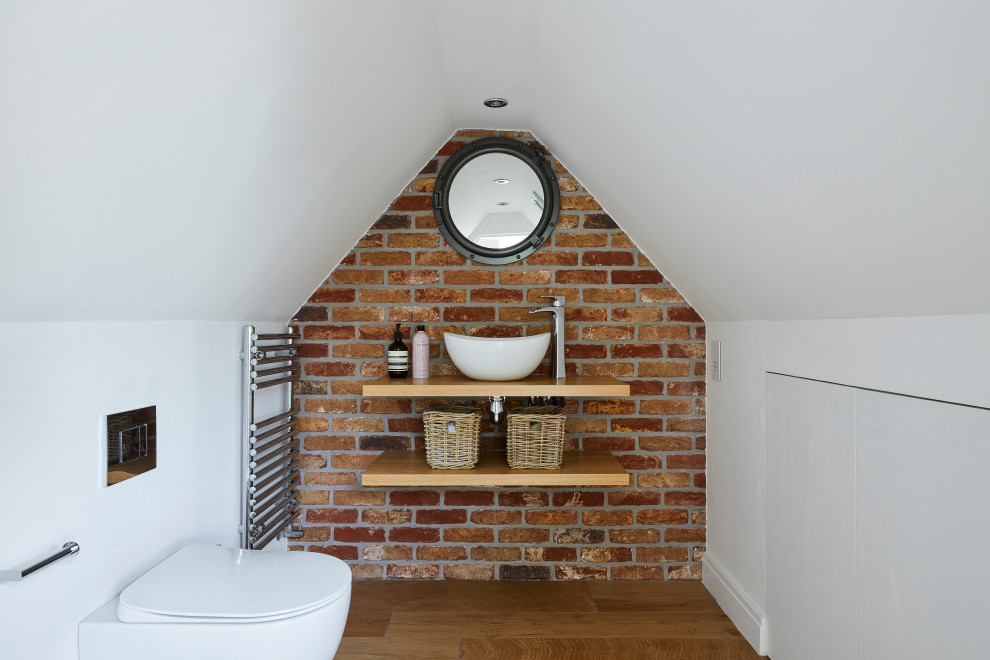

left=251, top=419, right=296, bottom=442
left=251, top=374, right=300, bottom=391
left=248, top=464, right=298, bottom=494
left=250, top=490, right=298, bottom=521
left=250, top=449, right=300, bottom=477
left=250, top=354, right=298, bottom=366
left=249, top=475, right=296, bottom=508
left=253, top=332, right=302, bottom=341
left=251, top=495, right=298, bottom=529
left=251, top=438, right=297, bottom=465
left=252, top=344, right=297, bottom=355
left=250, top=408, right=298, bottom=432
left=250, top=433, right=296, bottom=457
left=0, top=542, right=79, bottom=582
left=250, top=364, right=300, bottom=379
left=252, top=511, right=301, bottom=547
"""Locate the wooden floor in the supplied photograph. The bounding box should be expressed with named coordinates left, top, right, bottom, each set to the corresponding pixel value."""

left=335, top=580, right=761, bottom=659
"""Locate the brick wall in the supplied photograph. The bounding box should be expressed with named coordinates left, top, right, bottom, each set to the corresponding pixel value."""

left=288, top=129, right=706, bottom=580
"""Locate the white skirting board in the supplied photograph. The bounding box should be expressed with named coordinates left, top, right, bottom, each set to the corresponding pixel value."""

left=702, top=552, right=767, bottom=655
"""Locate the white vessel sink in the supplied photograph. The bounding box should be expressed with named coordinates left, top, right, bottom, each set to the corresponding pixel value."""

left=443, top=332, right=551, bottom=381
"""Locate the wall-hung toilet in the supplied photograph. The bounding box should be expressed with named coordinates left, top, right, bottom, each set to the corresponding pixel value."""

left=79, top=544, right=351, bottom=660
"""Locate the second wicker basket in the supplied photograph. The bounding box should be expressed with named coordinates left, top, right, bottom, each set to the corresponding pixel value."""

left=506, top=405, right=566, bottom=469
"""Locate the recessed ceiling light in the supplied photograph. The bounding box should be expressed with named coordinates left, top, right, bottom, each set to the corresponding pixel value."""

left=496, top=201, right=510, bottom=206
left=483, top=97, right=508, bottom=108
left=494, top=178, right=510, bottom=184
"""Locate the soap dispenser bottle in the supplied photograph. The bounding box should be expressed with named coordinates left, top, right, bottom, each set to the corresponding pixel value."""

left=411, top=325, right=430, bottom=379
left=387, top=323, right=408, bottom=378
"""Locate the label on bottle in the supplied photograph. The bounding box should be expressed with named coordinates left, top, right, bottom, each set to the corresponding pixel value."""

left=411, top=334, right=430, bottom=379
left=388, top=350, right=408, bottom=370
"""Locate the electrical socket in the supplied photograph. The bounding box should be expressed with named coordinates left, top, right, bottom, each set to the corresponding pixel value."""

left=711, top=340, right=721, bottom=381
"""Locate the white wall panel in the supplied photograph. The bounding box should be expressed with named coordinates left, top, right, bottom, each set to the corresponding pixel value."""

left=705, top=313, right=990, bottom=653
left=766, top=375, right=857, bottom=660
left=856, top=392, right=990, bottom=659
left=763, top=374, right=990, bottom=659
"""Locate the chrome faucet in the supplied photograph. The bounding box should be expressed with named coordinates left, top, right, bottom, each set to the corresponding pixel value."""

left=530, top=295, right=566, bottom=380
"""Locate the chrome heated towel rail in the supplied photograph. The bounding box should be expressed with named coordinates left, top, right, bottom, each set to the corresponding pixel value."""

left=239, top=325, right=304, bottom=550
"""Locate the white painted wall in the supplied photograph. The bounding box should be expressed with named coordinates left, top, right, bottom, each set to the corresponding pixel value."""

left=0, top=322, right=245, bottom=660
left=704, top=313, right=990, bottom=653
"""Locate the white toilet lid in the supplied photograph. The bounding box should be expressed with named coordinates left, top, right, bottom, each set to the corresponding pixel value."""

left=118, top=544, right=351, bottom=622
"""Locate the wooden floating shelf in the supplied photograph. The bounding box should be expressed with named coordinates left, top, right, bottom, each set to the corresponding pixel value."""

left=362, top=375, right=630, bottom=398
left=361, top=451, right=630, bottom=487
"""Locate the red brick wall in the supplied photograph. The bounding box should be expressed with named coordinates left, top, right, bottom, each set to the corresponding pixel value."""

left=288, top=129, right=706, bottom=580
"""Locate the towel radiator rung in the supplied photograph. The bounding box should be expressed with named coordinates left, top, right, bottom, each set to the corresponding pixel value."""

left=250, top=355, right=299, bottom=366
left=250, top=490, right=297, bottom=521
left=250, top=408, right=298, bottom=432
left=251, top=364, right=300, bottom=379
left=252, top=512, right=301, bottom=550
left=252, top=494, right=298, bottom=527
left=250, top=433, right=296, bottom=458
left=251, top=420, right=296, bottom=443
left=250, top=450, right=299, bottom=478
left=249, top=473, right=297, bottom=506
left=252, top=344, right=297, bottom=354
left=251, top=374, right=300, bottom=391
left=253, top=330, right=299, bottom=341
left=251, top=437, right=297, bottom=464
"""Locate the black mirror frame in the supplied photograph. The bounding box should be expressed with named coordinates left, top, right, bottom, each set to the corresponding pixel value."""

left=432, top=137, right=561, bottom=265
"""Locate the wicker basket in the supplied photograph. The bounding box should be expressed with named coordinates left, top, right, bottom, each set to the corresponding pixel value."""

left=423, top=405, right=482, bottom=469
left=506, top=406, right=566, bottom=469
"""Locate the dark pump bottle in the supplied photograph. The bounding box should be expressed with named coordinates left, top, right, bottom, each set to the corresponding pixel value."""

left=387, top=323, right=409, bottom=378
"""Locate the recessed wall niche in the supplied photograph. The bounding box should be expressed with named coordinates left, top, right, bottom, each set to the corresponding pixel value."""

left=106, top=405, right=157, bottom=486
left=287, top=129, right=707, bottom=581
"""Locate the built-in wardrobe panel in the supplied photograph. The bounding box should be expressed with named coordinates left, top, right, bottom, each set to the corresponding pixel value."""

left=766, top=374, right=857, bottom=660
left=856, top=391, right=990, bottom=659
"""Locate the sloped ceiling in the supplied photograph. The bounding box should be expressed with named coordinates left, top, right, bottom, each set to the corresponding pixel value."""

left=3, top=0, right=989, bottom=322
left=0, top=1, right=454, bottom=321
left=530, top=0, right=990, bottom=321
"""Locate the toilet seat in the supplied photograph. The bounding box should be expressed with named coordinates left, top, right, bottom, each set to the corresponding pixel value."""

left=118, top=544, right=351, bottom=624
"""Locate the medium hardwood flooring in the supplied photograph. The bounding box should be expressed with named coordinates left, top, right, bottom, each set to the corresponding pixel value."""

left=335, top=581, right=761, bottom=659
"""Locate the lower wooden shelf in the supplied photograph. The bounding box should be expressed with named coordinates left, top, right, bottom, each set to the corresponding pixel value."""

left=361, top=451, right=630, bottom=487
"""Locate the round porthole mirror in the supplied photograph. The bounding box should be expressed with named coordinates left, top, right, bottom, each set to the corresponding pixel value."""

left=433, top=137, right=560, bottom=265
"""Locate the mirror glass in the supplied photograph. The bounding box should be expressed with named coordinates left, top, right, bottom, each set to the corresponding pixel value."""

left=448, top=153, right=544, bottom=250
left=106, top=405, right=156, bottom=486
left=434, top=138, right=560, bottom=265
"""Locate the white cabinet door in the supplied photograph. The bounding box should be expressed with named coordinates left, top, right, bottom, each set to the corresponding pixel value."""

left=766, top=374, right=858, bottom=660
left=857, top=392, right=990, bottom=660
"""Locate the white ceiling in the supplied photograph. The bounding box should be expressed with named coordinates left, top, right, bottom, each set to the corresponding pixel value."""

left=432, top=0, right=544, bottom=129
left=3, top=0, right=989, bottom=322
